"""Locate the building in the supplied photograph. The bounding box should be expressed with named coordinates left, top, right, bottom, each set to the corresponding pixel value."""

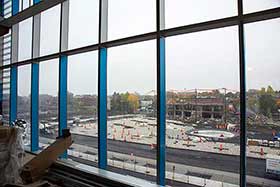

left=167, top=97, right=224, bottom=120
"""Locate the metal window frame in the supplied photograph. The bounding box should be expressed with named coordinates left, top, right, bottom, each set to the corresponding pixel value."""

left=0, top=1, right=279, bottom=186
left=0, top=0, right=11, bottom=109
left=58, top=0, right=69, bottom=158
left=30, top=0, right=40, bottom=152
left=156, top=0, right=166, bottom=185
left=9, top=0, right=19, bottom=124
left=238, top=1, right=247, bottom=186
left=0, top=0, right=66, bottom=27
left=0, top=0, right=4, bottom=16
left=0, top=0, right=5, bottom=114
left=98, top=0, right=108, bottom=170
left=0, top=6, right=279, bottom=70
left=98, top=47, right=107, bottom=169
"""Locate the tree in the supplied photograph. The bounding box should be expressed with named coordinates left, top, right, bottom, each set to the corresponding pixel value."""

left=120, top=92, right=130, bottom=113
left=276, top=99, right=280, bottom=108
left=212, top=89, right=221, bottom=96
left=248, top=98, right=257, bottom=111
left=259, top=94, right=276, bottom=117
left=127, top=93, right=139, bottom=113
left=111, top=92, right=122, bottom=115
left=258, top=86, right=277, bottom=117
left=267, top=85, right=275, bottom=95
left=259, top=87, right=266, bottom=95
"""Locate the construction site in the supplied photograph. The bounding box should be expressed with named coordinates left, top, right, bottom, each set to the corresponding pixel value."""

left=1, top=1, right=280, bottom=187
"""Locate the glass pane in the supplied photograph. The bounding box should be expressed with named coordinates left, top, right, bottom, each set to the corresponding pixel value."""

left=17, top=64, right=31, bottom=148
left=165, top=0, right=237, bottom=29
left=18, top=18, right=32, bottom=61
left=245, top=18, right=280, bottom=186
left=3, top=0, right=12, bottom=18
left=40, top=5, right=61, bottom=56
left=39, top=59, right=59, bottom=150
left=107, top=40, right=157, bottom=182
left=108, top=0, right=156, bottom=41
left=68, top=0, right=99, bottom=50
left=3, top=31, right=12, bottom=66
left=22, top=0, right=32, bottom=10
left=67, top=51, right=98, bottom=164
left=2, top=68, right=10, bottom=123
left=166, top=27, right=240, bottom=186
left=243, top=0, right=280, bottom=14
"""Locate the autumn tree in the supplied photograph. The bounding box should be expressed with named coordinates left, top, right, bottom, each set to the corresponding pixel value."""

left=110, top=92, right=140, bottom=114
left=127, top=93, right=140, bottom=113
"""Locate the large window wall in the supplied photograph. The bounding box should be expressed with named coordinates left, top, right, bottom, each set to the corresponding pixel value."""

left=17, top=64, right=31, bottom=147
left=166, top=26, right=240, bottom=186
left=2, top=69, right=10, bottom=122
left=19, top=0, right=33, bottom=11
left=68, top=0, right=99, bottom=50
left=18, top=18, right=32, bottom=61
left=67, top=51, right=99, bottom=163
left=40, top=5, right=61, bottom=56
left=17, top=16, right=33, bottom=148
left=38, top=59, right=59, bottom=149
left=107, top=40, right=157, bottom=181
left=243, top=0, right=280, bottom=13
left=165, top=0, right=237, bottom=29
left=245, top=18, right=280, bottom=184
left=108, top=0, right=156, bottom=40
left=2, top=32, right=11, bottom=66
left=1, top=1, right=280, bottom=187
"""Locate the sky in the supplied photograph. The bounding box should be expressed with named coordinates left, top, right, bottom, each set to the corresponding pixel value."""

left=16, top=0, right=280, bottom=96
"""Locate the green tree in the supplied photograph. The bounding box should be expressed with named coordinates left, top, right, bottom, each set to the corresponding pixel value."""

left=248, top=97, right=258, bottom=111
left=258, top=86, right=277, bottom=117
left=259, top=94, right=276, bottom=117
left=267, top=85, right=275, bottom=95
left=259, top=87, right=266, bottom=95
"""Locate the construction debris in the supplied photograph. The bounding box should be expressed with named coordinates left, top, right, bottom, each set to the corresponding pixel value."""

left=20, top=129, right=73, bottom=184
left=0, top=126, right=25, bottom=186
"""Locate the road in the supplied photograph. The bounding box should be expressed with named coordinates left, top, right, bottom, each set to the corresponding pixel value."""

left=69, top=134, right=267, bottom=178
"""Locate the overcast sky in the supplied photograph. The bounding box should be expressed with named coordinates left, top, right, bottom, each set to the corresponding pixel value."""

left=17, top=0, right=280, bottom=96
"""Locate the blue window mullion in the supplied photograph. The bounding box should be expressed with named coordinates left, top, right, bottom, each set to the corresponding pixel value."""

left=59, top=55, right=68, bottom=158
left=31, top=63, right=39, bottom=152
left=59, top=55, right=68, bottom=135
left=157, top=37, right=166, bottom=185
left=10, top=0, right=19, bottom=124
left=12, top=0, right=19, bottom=15
left=9, top=66, right=17, bottom=123
left=33, top=0, right=41, bottom=4
left=30, top=0, right=41, bottom=152
left=98, top=47, right=107, bottom=169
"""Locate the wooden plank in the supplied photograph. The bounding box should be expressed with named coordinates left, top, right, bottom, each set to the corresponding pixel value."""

left=21, top=130, right=73, bottom=184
